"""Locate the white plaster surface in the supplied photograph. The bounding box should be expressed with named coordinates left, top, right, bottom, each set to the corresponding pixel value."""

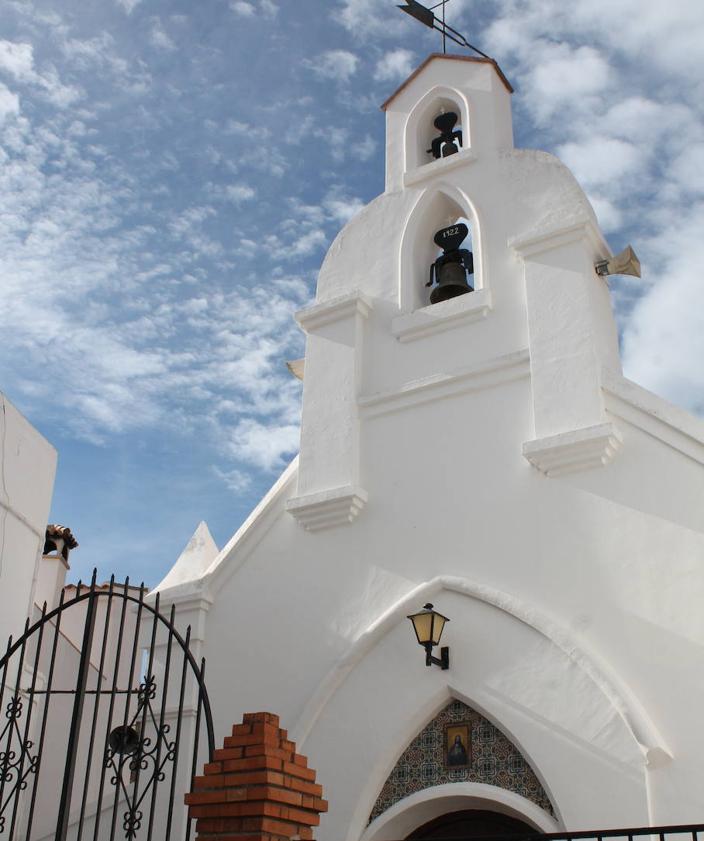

left=0, top=392, right=57, bottom=648
left=151, top=55, right=704, bottom=840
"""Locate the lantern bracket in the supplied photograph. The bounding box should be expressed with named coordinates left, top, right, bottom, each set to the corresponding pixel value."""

left=425, top=644, right=450, bottom=670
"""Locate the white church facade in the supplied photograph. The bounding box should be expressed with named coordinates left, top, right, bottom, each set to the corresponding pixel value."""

left=151, top=54, right=704, bottom=840
left=2, top=53, right=704, bottom=841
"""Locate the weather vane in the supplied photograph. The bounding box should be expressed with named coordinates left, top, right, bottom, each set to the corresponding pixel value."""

left=397, top=0, right=491, bottom=59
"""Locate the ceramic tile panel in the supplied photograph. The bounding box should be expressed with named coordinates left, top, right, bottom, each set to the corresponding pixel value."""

left=369, top=699, right=554, bottom=822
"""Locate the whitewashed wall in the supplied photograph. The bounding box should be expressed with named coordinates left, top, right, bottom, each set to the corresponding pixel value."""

left=155, top=56, right=704, bottom=841
left=0, top=392, right=57, bottom=649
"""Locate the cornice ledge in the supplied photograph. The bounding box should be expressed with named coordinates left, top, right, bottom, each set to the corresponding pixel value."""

left=523, top=422, right=622, bottom=477
left=509, top=218, right=610, bottom=261
left=403, top=148, right=477, bottom=188
left=295, top=290, right=372, bottom=333
left=146, top=585, right=214, bottom=612
left=286, top=485, right=368, bottom=531
left=360, top=349, right=529, bottom=419
left=602, top=369, right=704, bottom=466
left=392, top=288, right=491, bottom=342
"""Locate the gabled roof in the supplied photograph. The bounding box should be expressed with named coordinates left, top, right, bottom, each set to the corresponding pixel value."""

left=380, top=53, right=514, bottom=111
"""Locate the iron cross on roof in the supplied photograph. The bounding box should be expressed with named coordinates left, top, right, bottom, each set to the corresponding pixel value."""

left=397, top=0, right=492, bottom=59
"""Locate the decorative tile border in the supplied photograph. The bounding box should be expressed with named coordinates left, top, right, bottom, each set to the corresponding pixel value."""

left=369, top=700, right=554, bottom=822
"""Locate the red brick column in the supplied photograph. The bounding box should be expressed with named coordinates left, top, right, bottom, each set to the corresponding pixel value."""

left=186, top=712, right=328, bottom=841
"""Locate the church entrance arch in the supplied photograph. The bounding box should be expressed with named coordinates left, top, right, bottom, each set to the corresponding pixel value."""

left=362, top=700, right=557, bottom=841
left=406, top=808, right=538, bottom=840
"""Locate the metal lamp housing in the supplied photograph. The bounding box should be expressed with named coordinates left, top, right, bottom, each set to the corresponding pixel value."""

left=595, top=245, right=641, bottom=278
left=407, top=603, right=450, bottom=669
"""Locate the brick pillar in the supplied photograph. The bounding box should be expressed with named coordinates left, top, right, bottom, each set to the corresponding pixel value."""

left=186, top=712, right=328, bottom=841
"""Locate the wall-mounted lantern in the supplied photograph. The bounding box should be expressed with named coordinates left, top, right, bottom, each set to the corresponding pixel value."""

left=407, top=603, right=450, bottom=670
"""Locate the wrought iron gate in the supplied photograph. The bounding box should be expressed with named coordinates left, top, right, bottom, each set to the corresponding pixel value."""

left=0, top=573, right=214, bottom=841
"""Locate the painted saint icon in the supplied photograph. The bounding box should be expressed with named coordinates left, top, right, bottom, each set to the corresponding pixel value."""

left=445, top=723, right=470, bottom=768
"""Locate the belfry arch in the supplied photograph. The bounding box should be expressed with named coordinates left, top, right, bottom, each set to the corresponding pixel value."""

left=404, top=85, right=472, bottom=173
left=399, top=184, right=484, bottom=312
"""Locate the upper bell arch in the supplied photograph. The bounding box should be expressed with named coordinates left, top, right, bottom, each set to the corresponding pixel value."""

left=404, top=85, right=472, bottom=173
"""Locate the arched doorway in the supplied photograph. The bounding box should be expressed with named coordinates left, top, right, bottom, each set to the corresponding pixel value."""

left=407, top=808, right=538, bottom=840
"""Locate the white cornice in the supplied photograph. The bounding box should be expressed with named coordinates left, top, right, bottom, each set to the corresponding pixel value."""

left=509, top=219, right=610, bottom=262
left=602, top=369, right=704, bottom=466
left=286, top=485, right=368, bottom=531
left=359, top=349, right=530, bottom=419
left=391, top=288, right=491, bottom=342
left=148, top=591, right=214, bottom=612
left=403, top=148, right=477, bottom=188
left=295, top=290, right=372, bottom=333
left=523, top=422, right=623, bottom=477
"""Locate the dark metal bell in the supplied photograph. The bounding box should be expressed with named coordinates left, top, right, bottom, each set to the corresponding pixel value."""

left=108, top=724, right=141, bottom=756
left=430, top=262, right=473, bottom=304
left=441, top=140, right=458, bottom=157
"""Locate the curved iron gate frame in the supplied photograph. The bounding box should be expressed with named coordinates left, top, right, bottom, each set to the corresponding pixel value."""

left=0, top=571, right=215, bottom=841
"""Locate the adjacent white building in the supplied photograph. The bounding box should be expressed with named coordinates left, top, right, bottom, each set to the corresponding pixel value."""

left=153, top=53, right=704, bottom=841
left=0, top=392, right=58, bottom=648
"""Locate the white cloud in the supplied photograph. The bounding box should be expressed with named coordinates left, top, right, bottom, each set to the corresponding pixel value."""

left=116, top=0, right=142, bottom=12
left=527, top=44, right=611, bottom=122
left=0, top=82, right=19, bottom=121
left=306, top=50, right=359, bottom=83
left=336, top=0, right=406, bottom=38
left=351, top=134, right=376, bottom=161
left=622, top=205, right=704, bottom=413
left=231, top=0, right=278, bottom=18
left=224, top=119, right=257, bottom=136
left=227, top=418, right=299, bottom=471
left=150, top=21, right=176, bottom=51
left=290, top=229, right=326, bottom=257
left=374, top=49, right=414, bottom=82
left=558, top=137, right=645, bottom=189
left=324, top=194, right=365, bottom=224
left=260, top=0, right=278, bottom=17
left=230, top=2, right=256, bottom=17
left=0, top=39, right=80, bottom=107
left=213, top=465, right=251, bottom=493
left=0, top=41, right=34, bottom=81
left=225, top=184, right=256, bottom=202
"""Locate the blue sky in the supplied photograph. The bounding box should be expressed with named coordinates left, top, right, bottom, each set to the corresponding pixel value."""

left=1, top=0, right=703, bottom=587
